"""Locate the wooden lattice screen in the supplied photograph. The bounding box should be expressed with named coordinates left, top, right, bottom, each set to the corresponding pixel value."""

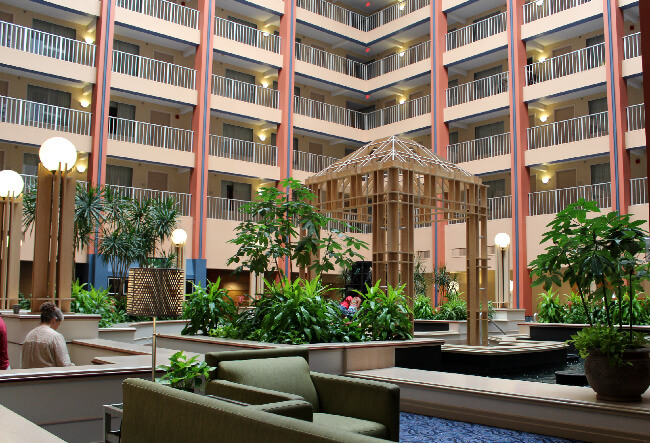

left=305, top=136, right=490, bottom=345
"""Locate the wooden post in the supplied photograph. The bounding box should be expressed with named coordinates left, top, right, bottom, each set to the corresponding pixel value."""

left=32, top=165, right=54, bottom=312
left=0, top=197, right=22, bottom=309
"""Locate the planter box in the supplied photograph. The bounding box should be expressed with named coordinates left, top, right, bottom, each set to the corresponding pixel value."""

left=527, top=323, right=650, bottom=354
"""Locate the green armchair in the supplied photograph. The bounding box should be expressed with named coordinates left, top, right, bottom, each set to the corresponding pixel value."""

left=205, top=348, right=400, bottom=441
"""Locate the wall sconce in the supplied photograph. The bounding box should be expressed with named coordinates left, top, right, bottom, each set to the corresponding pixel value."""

left=399, top=2, right=405, bottom=10
left=84, top=36, right=94, bottom=44
left=259, top=133, right=267, bottom=142
left=76, top=163, right=87, bottom=173
left=540, top=114, right=548, bottom=123
left=538, top=56, right=547, bottom=63
left=399, top=51, right=405, bottom=57
left=399, top=98, right=406, bottom=104
left=261, top=81, right=269, bottom=88
left=0, top=170, right=24, bottom=310
left=79, top=99, right=90, bottom=108
left=541, top=176, right=550, bottom=184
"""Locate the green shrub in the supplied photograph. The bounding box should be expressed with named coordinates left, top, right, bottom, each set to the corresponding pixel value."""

left=157, top=351, right=214, bottom=392
left=536, top=290, right=567, bottom=323
left=18, top=292, right=31, bottom=310
left=70, top=280, right=126, bottom=327
left=182, top=278, right=238, bottom=336
left=432, top=296, right=467, bottom=321
left=414, top=294, right=435, bottom=320
left=569, top=325, right=648, bottom=366
left=354, top=281, right=413, bottom=341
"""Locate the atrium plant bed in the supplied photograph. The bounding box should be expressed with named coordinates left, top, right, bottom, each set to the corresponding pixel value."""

left=530, top=199, right=650, bottom=402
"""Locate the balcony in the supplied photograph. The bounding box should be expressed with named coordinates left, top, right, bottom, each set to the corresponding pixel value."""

left=366, top=0, right=431, bottom=31
left=631, top=177, right=647, bottom=206
left=0, top=20, right=96, bottom=82
left=365, top=95, right=431, bottom=129
left=623, top=32, right=642, bottom=78
left=446, top=72, right=508, bottom=107
left=0, top=95, right=92, bottom=149
left=207, top=196, right=251, bottom=221
left=523, top=0, right=592, bottom=24
left=108, top=184, right=192, bottom=216
left=448, top=195, right=513, bottom=224
left=529, top=182, right=611, bottom=215
left=116, top=0, right=199, bottom=29
left=293, top=150, right=338, bottom=173
left=112, top=50, right=196, bottom=89
left=107, top=117, right=193, bottom=152
left=365, top=41, right=431, bottom=80
left=447, top=133, right=510, bottom=164
left=626, top=103, right=645, bottom=149
left=212, top=75, right=279, bottom=109
left=527, top=112, right=608, bottom=150
left=214, top=16, right=282, bottom=55
left=445, top=11, right=507, bottom=58
left=524, top=44, right=606, bottom=102
left=209, top=135, right=277, bottom=166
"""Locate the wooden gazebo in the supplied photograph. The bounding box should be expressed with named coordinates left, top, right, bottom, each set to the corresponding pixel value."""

left=305, top=136, right=490, bottom=345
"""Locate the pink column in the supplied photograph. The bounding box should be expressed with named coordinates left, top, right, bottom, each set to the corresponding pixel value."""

left=507, top=0, right=532, bottom=315
left=277, top=1, right=297, bottom=182
left=88, top=0, right=116, bottom=187
left=189, top=0, right=215, bottom=265
left=642, top=0, right=650, bottom=221
left=431, top=0, right=449, bottom=305
left=604, top=0, right=630, bottom=214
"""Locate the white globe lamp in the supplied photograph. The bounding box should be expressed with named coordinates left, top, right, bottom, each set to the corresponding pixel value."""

left=171, top=228, right=188, bottom=246
left=0, top=170, right=25, bottom=198
left=39, top=137, right=78, bottom=172
left=494, top=232, right=511, bottom=249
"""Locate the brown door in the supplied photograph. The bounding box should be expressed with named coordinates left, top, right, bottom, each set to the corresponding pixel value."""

left=147, top=171, right=168, bottom=191
left=556, top=168, right=577, bottom=210
left=150, top=110, right=171, bottom=148
left=0, top=80, right=8, bottom=97
left=0, top=11, right=13, bottom=23
left=554, top=106, right=574, bottom=144
left=552, top=46, right=572, bottom=58
left=153, top=51, right=174, bottom=64
left=308, top=142, right=323, bottom=155
left=310, top=93, right=325, bottom=119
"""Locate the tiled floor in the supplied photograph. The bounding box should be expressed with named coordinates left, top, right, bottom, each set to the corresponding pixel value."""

left=400, top=413, right=581, bottom=443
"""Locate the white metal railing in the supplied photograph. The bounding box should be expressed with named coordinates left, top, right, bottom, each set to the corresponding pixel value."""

left=631, top=177, right=647, bottom=206
left=212, top=75, right=279, bottom=108
left=446, top=72, right=508, bottom=107
left=528, top=182, right=611, bottom=215
left=447, top=133, right=510, bottom=164
left=365, top=95, right=431, bottom=129
left=113, top=50, right=195, bottom=89
left=0, top=20, right=95, bottom=66
left=0, top=95, right=91, bottom=135
left=108, top=117, right=193, bottom=152
left=207, top=196, right=253, bottom=221
left=293, top=150, right=338, bottom=173
left=366, top=0, right=430, bottom=31
left=296, top=0, right=429, bottom=31
left=525, top=43, right=605, bottom=85
left=365, top=40, right=431, bottom=79
left=108, top=184, right=192, bottom=216
left=21, top=174, right=37, bottom=189
left=447, top=195, right=512, bottom=224
left=215, top=17, right=281, bottom=53
left=627, top=103, right=645, bottom=132
left=116, top=0, right=199, bottom=29
left=210, top=135, right=277, bottom=166
left=523, top=0, right=592, bottom=24
left=527, top=111, right=608, bottom=149
left=294, top=96, right=366, bottom=127
left=446, top=12, right=507, bottom=51
left=624, top=32, right=641, bottom=60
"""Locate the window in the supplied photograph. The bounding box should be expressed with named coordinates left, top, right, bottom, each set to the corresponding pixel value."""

left=23, top=153, right=39, bottom=176
left=449, top=131, right=459, bottom=146
left=590, top=163, right=610, bottom=184
left=106, top=164, right=133, bottom=187
left=416, top=250, right=431, bottom=259
left=226, top=69, right=255, bottom=84
left=473, top=66, right=504, bottom=99
left=588, top=98, right=608, bottom=137
left=221, top=180, right=252, bottom=201
left=27, top=85, right=71, bottom=128
left=113, top=40, right=140, bottom=76
left=484, top=179, right=506, bottom=199
left=223, top=124, right=253, bottom=142
left=32, top=19, right=76, bottom=61
left=114, top=39, right=140, bottom=55
left=108, top=101, right=136, bottom=138
left=474, top=122, right=504, bottom=159
left=226, top=69, right=256, bottom=103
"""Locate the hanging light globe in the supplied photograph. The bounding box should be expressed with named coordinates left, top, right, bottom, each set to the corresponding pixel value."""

left=39, top=137, right=78, bottom=172
left=0, top=170, right=25, bottom=198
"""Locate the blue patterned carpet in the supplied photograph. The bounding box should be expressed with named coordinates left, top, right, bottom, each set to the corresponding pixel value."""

left=400, top=413, right=581, bottom=442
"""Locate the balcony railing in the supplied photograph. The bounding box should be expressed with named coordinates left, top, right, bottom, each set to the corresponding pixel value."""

left=528, top=182, right=611, bottom=216
left=0, top=20, right=95, bottom=66
left=448, top=195, right=513, bottom=224
left=631, top=177, right=647, bottom=206
left=365, top=95, right=431, bottom=129
left=525, top=43, right=605, bottom=85
left=207, top=196, right=253, bottom=221
left=446, top=72, right=508, bottom=107
left=108, top=184, right=192, bottom=216
left=21, top=174, right=37, bottom=189
left=113, top=50, right=196, bottom=89
left=293, top=150, right=338, bottom=173
left=210, top=135, right=277, bottom=166
left=215, top=17, right=281, bottom=54
left=365, top=40, right=431, bottom=79
left=624, top=32, right=641, bottom=60
left=523, top=0, right=592, bottom=24
left=366, top=0, right=430, bottom=31
left=296, top=0, right=429, bottom=32
left=212, top=75, right=279, bottom=108
left=446, top=12, right=507, bottom=51
left=527, top=111, right=608, bottom=149
left=296, top=40, right=431, bottom=80
left=116, top=0, right=199, bottom=29
left=0, top=95, right=91, bottom=136
left=447, top=133, right=510, bottom=164
left=108, top=117, right=193, bottom=152
left=627, top=103, right=645, bottom=132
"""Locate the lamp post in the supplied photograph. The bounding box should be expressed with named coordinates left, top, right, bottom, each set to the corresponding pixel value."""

left=494, top=233, right=511, bottom=308
left=31, top=137, right=78, bottom=313
left=0, top=170, right=24, bottom=310
left=170, top=228, right=187, bottom=271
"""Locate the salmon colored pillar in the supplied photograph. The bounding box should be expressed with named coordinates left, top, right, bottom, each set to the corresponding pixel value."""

left=507, top=0, right=532, bottom=315
left=188, top=0, right=215, bottom=284
left=604, top=0, right=630, bottom=214
left=88, top=0, right=116, bottom=187
left=642, top=0, right=650, bottom=221
left=431, top=1, right=449, bottom=306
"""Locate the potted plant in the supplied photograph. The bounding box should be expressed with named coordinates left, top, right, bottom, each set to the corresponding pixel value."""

left=157, top=351, right=215, bottom=393
left=530, top=199, right=650, bottom=401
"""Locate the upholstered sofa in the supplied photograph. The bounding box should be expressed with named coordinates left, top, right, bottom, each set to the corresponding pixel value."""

left=205, top=348, right=400, bottom=441
left=121, top=378, right=387, bottom=443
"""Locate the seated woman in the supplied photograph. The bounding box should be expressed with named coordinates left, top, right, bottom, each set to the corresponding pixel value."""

left=339, top=296, right=362, bottom=318
left=21, top=302, right=74, bottom=368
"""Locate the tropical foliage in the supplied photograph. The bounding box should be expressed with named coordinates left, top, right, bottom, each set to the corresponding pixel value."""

left=157, top=351, right=215, bottom=392
left=70, top=280, right=127, bottom=327
left=353, top=281, right=413, bottom=341
left=181, top=278, right=238, bottom=336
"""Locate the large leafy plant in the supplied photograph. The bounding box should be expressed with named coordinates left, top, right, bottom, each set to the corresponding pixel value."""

left=354, top=281, right=413, bottom=341
left=529, top=199, right=650, bottom=365
left=182, top=278, right=238, bottom=336
left=70, top=279, right=127, bottom=327
left=227, top=178, right=368, bottom=280
left=414, top=294, right=435, bottom=320
left=157, top=351, right=214, bottom=392
left=536, top=290, right=567, bottom=323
